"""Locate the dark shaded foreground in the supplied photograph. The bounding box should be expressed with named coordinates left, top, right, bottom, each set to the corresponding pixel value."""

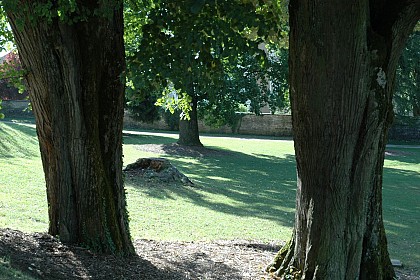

left=0, top=229, right=279, bottom=279
left=1, top=229, right=417, bottom=279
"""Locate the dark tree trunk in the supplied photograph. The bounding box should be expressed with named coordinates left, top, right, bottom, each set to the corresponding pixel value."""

left=267, top=1, right=419, bottom=279
left=178, top=95, right=203, bottom=146
left=6, top=2, right=134, bottom=255
left=413, top=93, right=420, bottom=116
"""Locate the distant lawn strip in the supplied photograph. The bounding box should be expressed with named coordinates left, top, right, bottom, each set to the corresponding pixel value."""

left=1, top=120, right=419, bottom=276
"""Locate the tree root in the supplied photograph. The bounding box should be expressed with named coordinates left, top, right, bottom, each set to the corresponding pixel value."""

left=266, top=238, right=301, bottom=279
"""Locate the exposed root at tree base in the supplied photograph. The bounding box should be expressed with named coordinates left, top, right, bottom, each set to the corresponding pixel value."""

left=265, top=238, right=301, bottom=279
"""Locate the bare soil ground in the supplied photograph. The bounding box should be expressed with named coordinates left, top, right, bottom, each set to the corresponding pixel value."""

left=0, top=229, right=418, bottom=280
left=0, top=228, right=280, bottom=279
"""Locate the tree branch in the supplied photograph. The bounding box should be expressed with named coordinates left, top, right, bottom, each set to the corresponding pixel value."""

left=369, top=0, right=420, bottom=71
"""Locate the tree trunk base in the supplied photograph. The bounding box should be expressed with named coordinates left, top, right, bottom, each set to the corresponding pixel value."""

left=266, top=238, right=301, bottom=279
left=266, top=236, right=396, bottom=280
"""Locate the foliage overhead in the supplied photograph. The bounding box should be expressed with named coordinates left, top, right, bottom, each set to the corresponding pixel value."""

left=394, top=30, right=419, bottom=116
left=1, top=0, right=124, bottom=25
left=125, top=0, right=289, bottom=127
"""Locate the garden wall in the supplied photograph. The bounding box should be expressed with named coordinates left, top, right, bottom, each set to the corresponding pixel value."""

left=125, top=112, right=420, bottom=141
left=124, top=112, right=294, bottom=137
left=2, top=103, right=417, bottom=141
left=388, top=115, right=420, bottom=141
left=1, top=100, right=32, bottom=117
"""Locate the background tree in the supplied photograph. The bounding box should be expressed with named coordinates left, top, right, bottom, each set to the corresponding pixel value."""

left=266, top=1, right=420, bottom=279
left=196, top=49, right=285, bottom=129
left=394, top=28, right=420, bottom=116
left=0, top=13, right=23, bottom=118
left=3, top=0, right=134, bottom=255
left=0, top=51, right=28, bottom=101
left=126, top=0, right=286, bottom=146
left=124, top=0, right=162, bottom=123
left=125, top=83, right=161, bottom=123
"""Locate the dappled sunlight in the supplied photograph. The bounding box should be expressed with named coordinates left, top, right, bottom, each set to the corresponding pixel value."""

left=123, top=146, right=158, bottom=166
left=383, top=163, right=420, bottom=275
left=124, top=132, right=296, bottom=231
left=385, top=162, right=420, bottom=172
left=251, top=153, right=295, bottom=160
left=384, top=221, right=410, bottom=229
left=385, top=148, right=420, bottom=165
left=123, top=133, right=298, bottom=242
left=0, top=122, right=39, bottom=159
left=206, top=176, right=233, bottom=182
left=243, top=169, right=270, bottom=176
left=122, top=130, right=420, bottom=271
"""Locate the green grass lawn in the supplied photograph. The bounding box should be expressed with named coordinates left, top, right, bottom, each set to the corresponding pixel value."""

left=0, top=120, right=419, bottom=276
left=123, top=132, right=297, bottom=242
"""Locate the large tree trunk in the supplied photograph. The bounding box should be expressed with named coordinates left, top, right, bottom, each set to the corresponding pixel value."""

left=6, top=2, right=134, bottom=255
left=178, top=95, right=203, bottom=146
left=267, top=1, right=419, bottom=279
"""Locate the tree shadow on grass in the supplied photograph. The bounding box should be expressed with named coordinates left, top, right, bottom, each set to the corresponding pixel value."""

left=382, top=167, right=420, bottom=275
left=123, top=133, right=177, bottom=145
left=385, top=148, right=420, bottom=164
left=0, top=122, right=38, bottom=159
left=124, top=133, right=297, bottom=228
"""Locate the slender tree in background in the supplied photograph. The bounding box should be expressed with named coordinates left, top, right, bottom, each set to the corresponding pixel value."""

left=266, top=1, right=420, bottom=279
left=3, top=0, right=134, bottom=255
left=126, top=0, right=286, bottom=146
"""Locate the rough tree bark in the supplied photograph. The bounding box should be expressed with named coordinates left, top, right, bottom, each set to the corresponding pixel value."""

left=178, top=95, right=203, bottom=146
left=6, top=1, right=135, bottom=255
left=267, top=0, right=420, bottom=279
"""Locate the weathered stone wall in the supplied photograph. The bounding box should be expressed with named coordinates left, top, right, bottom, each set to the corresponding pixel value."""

left=124, top=112, right=293, bottom=137
left=388, top=116, right=420, bottom=141
left=1, top=100, right=33, bottom=117
left=235, top=114, right=293, bottom=136
left=125, top=112, right=420, bottom=141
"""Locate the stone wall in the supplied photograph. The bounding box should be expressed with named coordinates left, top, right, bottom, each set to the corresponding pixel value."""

left=124, top=112, right=293, bottom=137
left=1, top=100, right=33, bottom=117
left=3, top=104, right=416, bottom=141
left=388, top=116, right=420, bottom=141
left=125, top=112, right=420, bottom=141
left=233, top=114, right=293, bottom=136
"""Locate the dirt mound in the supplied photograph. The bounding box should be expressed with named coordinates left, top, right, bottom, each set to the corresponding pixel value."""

left=124, top=157, right=194, bottom=186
